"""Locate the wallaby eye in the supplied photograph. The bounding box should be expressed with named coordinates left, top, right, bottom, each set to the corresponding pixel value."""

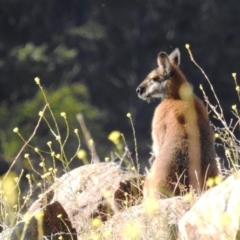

left=151, top=77, right=159, bottom=82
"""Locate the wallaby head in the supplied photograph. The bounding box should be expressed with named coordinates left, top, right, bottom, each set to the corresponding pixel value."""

left=136, top=48, right=185, bottom=101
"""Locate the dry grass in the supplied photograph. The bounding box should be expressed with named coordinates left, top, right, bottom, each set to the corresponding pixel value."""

left=0, top=46, right=240, bottom=239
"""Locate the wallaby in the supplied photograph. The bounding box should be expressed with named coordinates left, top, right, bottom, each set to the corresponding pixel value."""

left=136, top=48, right=219, bottom=199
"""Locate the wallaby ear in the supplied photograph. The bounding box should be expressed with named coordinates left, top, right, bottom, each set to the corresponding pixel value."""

left=157, top=52, right=171, bottom=74
left=168, top=48, right=180, bottom=66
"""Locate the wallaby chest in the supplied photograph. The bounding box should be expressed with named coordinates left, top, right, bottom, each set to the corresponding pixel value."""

left=151, top=99, right=188, bottom=155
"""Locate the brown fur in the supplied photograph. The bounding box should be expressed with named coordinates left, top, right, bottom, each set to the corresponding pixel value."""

left=136, top=48, right=219, bottom=199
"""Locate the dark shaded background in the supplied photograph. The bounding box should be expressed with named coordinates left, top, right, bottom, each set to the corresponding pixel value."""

left=0, top=0, right=240, bottom=172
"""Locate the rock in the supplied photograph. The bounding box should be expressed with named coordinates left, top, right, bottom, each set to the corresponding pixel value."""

left=10, top=201, right=77, bottom=240
left=0, top=228, right=14, bottom=239
left=98, top=197, right=190, bottom=240
left=178, top=171, right=240, bottom=240
left=28, top=162, right=143, bottom=231
left=7, top=162, right=240, bottom=239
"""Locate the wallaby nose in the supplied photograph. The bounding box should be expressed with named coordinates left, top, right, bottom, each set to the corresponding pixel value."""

left=136, top=86, right=145, bottom=95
